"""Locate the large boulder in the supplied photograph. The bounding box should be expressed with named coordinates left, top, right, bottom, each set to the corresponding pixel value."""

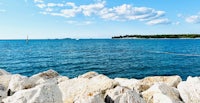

left=0, top=84, right=7, bottom=102
left=177, top=76, right=200, bottom=103
left=105, top=86, right=146, bottom=103
left=74, top=92, right=105, bottom=103
left=58, top=74, right=118, bottom=103
left=114, top=78, right=139, bottom=91
left=7, top=69, right=64, bottom=95
left=3, top=83, right=63, bottom=103
left=0, top=69, right=12, bottom=89
left=8, top=74, right=29, bottom=93
left=78, top=71, right=99, bottom=79
left=142, top=83, right=182, bottom=103
left=0, top=69, right=12, bottom=101
left=28, top=69, right=59, bottom=85
left=135, top=76, right=182, bottom=92
left=0, top=69, right=11, bottom=75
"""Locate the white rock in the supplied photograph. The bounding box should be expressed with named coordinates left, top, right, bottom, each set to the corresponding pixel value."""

left=0, top=75, right=12, bottom=90
left=3, top=83, right=63, bottom=103
left=178, top=76, right=200, bottom=103
left=74, top=92, right=105, bottom=103
left=78, top=71, right=99, bottom=79
left=8, top=74, right=29, bottom=93
left=114, top=78, right=139, bottom=90
left=135, top=76, right=182, bottom=92
left=0, top=70, right=12, bottom=102
left=0, top=84, right=7, bottom=102
left=58, top=74, right=118, bottom=103
left=57, top=76, right=69, bottom=83
left=105, top=86, right=146, bottom=103
left=142, top=83, right=182, bottom=103
left=28, top=69, right=59, bottom=85
left=31, top=69, right=59, bottom=79
left=0, top=69, right=11, bottom=75
left=7, top=69, right=63, bottom=94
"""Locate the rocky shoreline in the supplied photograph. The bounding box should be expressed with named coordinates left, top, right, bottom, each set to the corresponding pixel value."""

left=0, top=69, right=199, bottom=103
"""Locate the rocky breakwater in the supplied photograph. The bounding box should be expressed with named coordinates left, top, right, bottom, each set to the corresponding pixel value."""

left=0, top=69, right=199, bottom=103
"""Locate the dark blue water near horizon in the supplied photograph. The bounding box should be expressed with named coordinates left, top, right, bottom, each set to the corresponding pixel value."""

left=0, top=39, right=200, bottom=80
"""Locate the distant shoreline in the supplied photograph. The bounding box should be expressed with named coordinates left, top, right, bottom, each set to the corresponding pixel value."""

left=112, top=34, right=200, bottom=39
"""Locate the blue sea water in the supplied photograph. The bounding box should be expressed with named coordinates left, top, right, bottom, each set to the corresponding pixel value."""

left=0, top=39, right=200, bottom=80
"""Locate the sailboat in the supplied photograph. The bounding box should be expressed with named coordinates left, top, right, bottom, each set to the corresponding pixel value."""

left=26, top=35, right=28, bottom=44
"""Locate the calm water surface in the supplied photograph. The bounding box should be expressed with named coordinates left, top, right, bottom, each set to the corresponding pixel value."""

left=0, top=39, right=200, bottom=80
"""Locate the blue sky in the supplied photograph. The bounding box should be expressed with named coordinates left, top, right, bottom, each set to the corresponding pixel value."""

left=0, top=0, right=200, bottom=39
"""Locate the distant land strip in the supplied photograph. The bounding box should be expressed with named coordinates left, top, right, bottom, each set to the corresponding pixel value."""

left=112, top=34, right=200, bottom=39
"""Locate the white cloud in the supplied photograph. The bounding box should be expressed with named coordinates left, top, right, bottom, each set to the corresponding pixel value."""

left=186, top=15, right=200, bottom=23
left=80, top=2, right=105, bottom=16
left=66, top=20, right=94, bottom=25
left=33, top=0, right=169, bottom=25
left=98, top=4, right=165, bottom=22
left=146, top=18, right=171, bottom=25
left=60, top=8, right=80, bottom=17
left=34, top=0, right=43, bottom=3
left=36, top=3, right=46, bottom=8
left=47, top=3, right=64, bottom=7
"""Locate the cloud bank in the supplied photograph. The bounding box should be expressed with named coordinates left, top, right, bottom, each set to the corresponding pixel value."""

left=34, top=0, right=170, bottom=25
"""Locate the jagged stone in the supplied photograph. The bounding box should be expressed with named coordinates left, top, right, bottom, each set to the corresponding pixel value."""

left=0, top=69, right=11, bottom=75
left=78, top=71, right=99, bottom=79
left=114, top=78, right=139, bottom=90
left=58, top=74, right=118, bottom=103
left=178, top=76, right=200, bottom=103
left=105, top=86, right=146, bottom=103
left=135, top=76, right=182, bottom=92
left=3, top=83, right=63, bottom=103
left=8, top=74, right=29, bottom=93
left=142, top=83, right=182, bottom=103
left=74, top=92, right=105, bottom=103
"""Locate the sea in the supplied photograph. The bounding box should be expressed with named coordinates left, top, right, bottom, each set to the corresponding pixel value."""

left=0, top=39, right=200, bottom=80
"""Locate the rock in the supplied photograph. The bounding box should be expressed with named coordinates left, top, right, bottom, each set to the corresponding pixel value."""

left=74, top=92, right=105, bottom=103
left=136, top=76, right=182, bottom=92
left=105, top=86, right=146, bottom=103
left=0, top=75, right=12, bottom=90
left=78, top=71, right=99, bottom=79
left=0, top=70, right=12, bottom=102
left=3, top=83, right=63, bottom=103
left=58, top=74, right=118, bottom=103
left=33, top=69, right=59, bottom=79
left=0, top=84, right=7, bottom=102
left=7, top=70, right=62, bottom=94
left=25, top=69, right=60, bottom=88
left=8, top=74, right=28, bottom=93
left=114, top=78, right=139, bottom=90
left=0, top=69, right=11, bottom=75
left=57, top=76, right=69, bottom=83
left=177, top=76, right=200, bottom=103
left=142, top=83, right=182, bottom=103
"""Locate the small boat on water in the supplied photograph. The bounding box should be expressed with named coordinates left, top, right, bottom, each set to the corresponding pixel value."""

left=26, top=35, right=28, bottom=44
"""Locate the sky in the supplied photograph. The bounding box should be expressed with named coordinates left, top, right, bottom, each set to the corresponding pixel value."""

left=0, top=0, right=200, bottom=39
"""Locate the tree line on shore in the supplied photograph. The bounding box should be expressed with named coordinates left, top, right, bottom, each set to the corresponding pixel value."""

left=112, top=34, right=200, bottom=39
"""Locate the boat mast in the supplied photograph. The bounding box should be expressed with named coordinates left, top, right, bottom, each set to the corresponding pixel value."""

left=26, top=35, right=28, bottom=44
